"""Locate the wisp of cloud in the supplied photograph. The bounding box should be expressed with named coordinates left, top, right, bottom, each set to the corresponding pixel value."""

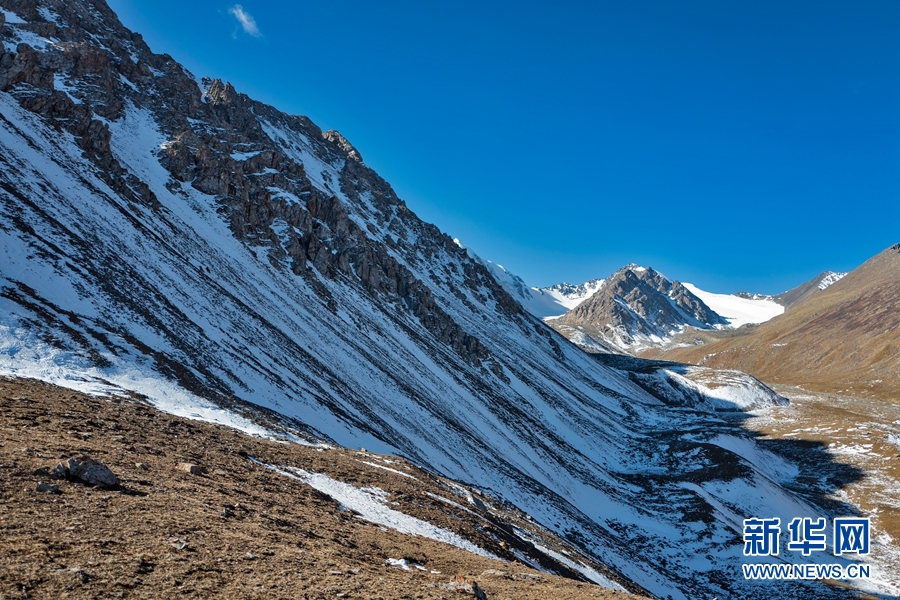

left=228, top=4, right=260, bottom=37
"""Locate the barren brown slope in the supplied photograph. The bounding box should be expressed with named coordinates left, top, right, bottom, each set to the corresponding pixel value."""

left=647, top=244, right=900, bottom=400
left=0, top=377, right=647, bottom=600
left=773, top=271, right=840, bottom=309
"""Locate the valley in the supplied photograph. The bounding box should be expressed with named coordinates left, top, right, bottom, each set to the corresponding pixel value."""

left=1, top=0, right=897, bottom=598
left=744, top=385, right=900, bottom=597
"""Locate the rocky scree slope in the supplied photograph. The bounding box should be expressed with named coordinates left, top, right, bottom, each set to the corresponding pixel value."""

left=0, top=1, right=873, bottom=598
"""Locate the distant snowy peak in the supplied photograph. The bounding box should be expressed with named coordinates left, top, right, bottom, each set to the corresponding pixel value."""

left=540, top=278, right=605, bottom=311
left=469, top=251, right=786, bottom=343
left=552, top=265, right=729, bottom=353
left=682, top=284, right=784, bottom=329
left=454, top=240, right=598, bottom=319
left=818, top=271, right=847, bottom=290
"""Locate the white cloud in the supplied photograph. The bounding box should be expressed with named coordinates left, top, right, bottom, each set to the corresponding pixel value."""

left=228, top=4, right=261, bottom=37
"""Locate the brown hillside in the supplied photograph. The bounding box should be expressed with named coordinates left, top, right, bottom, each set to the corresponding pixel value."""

left=773, top=271, right=837, bottom=309
left=649, top=244, right=900, bottom=400
left=0, top=377, right=645, bottom=600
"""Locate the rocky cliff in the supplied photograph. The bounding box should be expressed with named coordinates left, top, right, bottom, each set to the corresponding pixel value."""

left=0, top=2, right=871, bottom=598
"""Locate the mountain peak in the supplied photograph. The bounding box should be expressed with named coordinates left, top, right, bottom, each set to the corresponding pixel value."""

left=1, top=2, right=880, bottom=597
left=322, top=129, right=363, bottom=163
left=553, top=266, right=727, bottom=352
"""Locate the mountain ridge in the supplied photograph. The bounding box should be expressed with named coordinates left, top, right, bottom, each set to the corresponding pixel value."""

left=0, top=1, right=887, bottom=597
left=651, top=244, right=900, bottom=401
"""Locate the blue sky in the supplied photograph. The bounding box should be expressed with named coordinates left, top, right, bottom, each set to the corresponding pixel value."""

left=107, top=0, right=899, bottom=293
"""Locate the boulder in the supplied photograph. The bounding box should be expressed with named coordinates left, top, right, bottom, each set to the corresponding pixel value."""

left=64, top=455, right=117, bottom=487
left=176, top=462, right=205, bottom=475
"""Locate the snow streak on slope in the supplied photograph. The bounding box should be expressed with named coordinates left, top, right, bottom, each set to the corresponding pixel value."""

left=253, top=461, right=499, bottom=559
left=818, top=271, right=847, bottom=290
left=0, top=310, right=285, bottom=441
left=453, top=240, right=601, bottom=319
left=683, top=283, right=784, bottom=327
left=0, top=4, right=885, bottom=596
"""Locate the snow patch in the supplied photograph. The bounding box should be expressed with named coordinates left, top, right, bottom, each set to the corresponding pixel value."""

left=254, top=462, right=499, bottom=559
left=2, top=9, right=27, bottom=24
left=231, top=150, right=263, bottom=161
left=683, top=283, right=784, bottom=327
left=818, top=271, right=847, bottom=290
left=529, top=541, right=626, bottom=590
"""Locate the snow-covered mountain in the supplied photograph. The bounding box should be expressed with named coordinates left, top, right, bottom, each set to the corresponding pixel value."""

left=485, top=261, right=786, bottom=349
left=539, top=279, right=606, bottom=311
left=0, top=1, right=880, bottom=597
left=457, top=242, right=602, bottom=319
left=548, top=265, right=729, bottom=353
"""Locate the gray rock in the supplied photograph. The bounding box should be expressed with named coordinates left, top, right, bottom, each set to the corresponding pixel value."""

left=441, top=576, right=488, bottom=599
left=176, top=462, right=204, bottom=475
left=480, top=569, right=509, bottom=578
left=36, top=481, right=60, bottom=493
left=170, top=538, right=187, bottom=550
left=66, top=455, right=117, bottom=487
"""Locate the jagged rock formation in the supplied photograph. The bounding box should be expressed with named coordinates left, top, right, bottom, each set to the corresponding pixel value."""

left=552, top=265, right=728, bottom=353
left=0, top=2, right=871, bottom=598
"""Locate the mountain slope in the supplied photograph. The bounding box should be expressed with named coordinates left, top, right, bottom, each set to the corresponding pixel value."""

left=657, top=245, right=900, bottom=400
left=0, top=2, right=883, bottom=597
left=465, top=250, right=603, bottom=319
left=1, top=376, right=649, bottom=600
left=773, top=271, right=848, bottom=310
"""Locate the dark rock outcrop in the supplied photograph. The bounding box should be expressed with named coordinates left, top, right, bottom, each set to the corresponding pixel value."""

left=0, top=0, right=531, bottom=367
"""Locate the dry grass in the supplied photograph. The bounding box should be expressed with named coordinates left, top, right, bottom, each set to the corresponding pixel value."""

left=647, top=246, right=900, bottom=401
left=0, top=377, right=646, bottom=600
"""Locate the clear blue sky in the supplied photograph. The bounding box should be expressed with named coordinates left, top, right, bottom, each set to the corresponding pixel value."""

left=107, top=0, right=899, bottom=294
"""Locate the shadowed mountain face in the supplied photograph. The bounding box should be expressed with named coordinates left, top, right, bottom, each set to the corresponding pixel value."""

left=552, top=265, right=728, bottom=353
left=0, top=1, right=868, bottom=597
left=657, top=245, right=900, bottom=401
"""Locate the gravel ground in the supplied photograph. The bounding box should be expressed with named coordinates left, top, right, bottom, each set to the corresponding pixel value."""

left=0, top=376, right=646, bottom=600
